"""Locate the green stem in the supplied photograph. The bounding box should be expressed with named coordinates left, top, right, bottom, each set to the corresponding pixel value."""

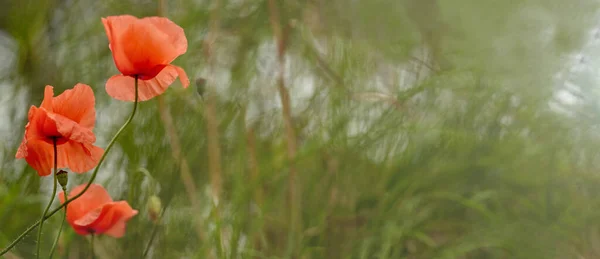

left=142, top=216, right=161, bottom=258
left=213, top=201, right=224, bottom=259
left=143, top=159, right=179, bottom=258
left=48, top=187, right=67, bottom=259
left=90, top=233, right=95, bottom=259
left=36, top=137, right=59, bottom=259
left=0, top=76, right=139, bottom=256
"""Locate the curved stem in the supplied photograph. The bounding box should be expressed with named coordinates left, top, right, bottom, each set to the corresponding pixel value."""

left=0, top=76, right=139, bottom=256
left=56, top=75, right=140, bottom=212
left=36, top=137, right=59, bottom=259
left=143, top=151, right=180, bottom=258
left=142, top=218, right=161, bottom=258
left=48, top=187, right=67, bottom=259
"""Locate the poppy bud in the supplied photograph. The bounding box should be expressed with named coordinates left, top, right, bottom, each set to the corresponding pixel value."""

left=56, top=170, right=68, bottom=189
left=147, top=195, right=162, bottom=223
left=196, top=77, right=206, bottom=98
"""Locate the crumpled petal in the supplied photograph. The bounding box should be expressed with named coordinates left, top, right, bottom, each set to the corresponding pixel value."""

left=22, top=139, right=54, bottom=176
left=46, top=112, right=95, bottom=144
left=57, top=141, right=103, bottom=173
left=16, top=107, right=58, bottom=176
left=16, top=107, right=36, bottom=159
left=60, top=184, right=137, bottom=237
left=16, top=84, right=102, bottom=176
left=51, top=83, right=97, bottom=129
left=105, top=65, right=188, bottom=102
left=80, top=201, right=138, bottom=238
left=60, top=184, right=112, bottom=226
left=173, top=65, right=190, bottom=88
left=32, top=107, right=61, bottom=139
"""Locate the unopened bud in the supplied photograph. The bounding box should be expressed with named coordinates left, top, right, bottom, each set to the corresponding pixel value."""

left=147, top=195, right=162, bottom=223
left=196, top=77, right=206, bottom=98
left=56, top=170, right=68, bottom=189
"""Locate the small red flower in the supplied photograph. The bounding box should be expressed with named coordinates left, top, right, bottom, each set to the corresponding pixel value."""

left=102, top=15, right=190, bottom=102
left=59, top=184, right=138, bottom=238
left=16, top=84, right=103, bottom=176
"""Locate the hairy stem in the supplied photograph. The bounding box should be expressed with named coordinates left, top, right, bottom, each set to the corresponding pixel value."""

left=36, top=137, right=59, bottom=259
left=267, top=0, right=301, bottom=251
left=48, top=187, right=67, bottom=259
left=90, top=233, right=95, bottom=259
left=142, top=220, right=161, bottom=258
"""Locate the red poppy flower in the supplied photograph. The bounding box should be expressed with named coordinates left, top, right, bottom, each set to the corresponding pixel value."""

left=59, top=184, right=138, bottom=238
left=102, top=15, right=190, bottom=102
left=16, top=84, right=104, bottom=176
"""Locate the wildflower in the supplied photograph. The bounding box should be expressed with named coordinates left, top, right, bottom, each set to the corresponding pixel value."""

left=59, top=184, right=138, bottom=238
left=102, top=15, right=190, bottom=101
left=16, top=84, right=103, bottom=176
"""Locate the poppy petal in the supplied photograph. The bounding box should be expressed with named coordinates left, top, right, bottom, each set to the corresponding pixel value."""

left=106, top=65, right=185, bottom=102
left=105, top=75, right=135, bottom=101
left=74, top=207, right=102, bottom=226
left=86, top=201, right=138, bottom=238
left=46, top=112, right=95, bottom=144
left=40, top=86, right=54, bottom=111
left=60, top=184, right=112, bottom=223
left=102, top=15, right=137, bottom=46
left=57, top=141, right=103, bottom=173
left=103, top=219, right=127, bottom=238
left=16, top=114, right=34, bottom=159
left=20, top=106, right=59, bottom=141
left=102, top=15, right=138, bottom=75
left=173, top=65, right=190, bottom=88
left=16, top=107, right=42, bottom=161
left=21, top=107, right=60, bottom=145
left=69, top=206, right=102, bottom=236
left=51, top=83, right=96, bottom=129
left=22, top=139, right=54, bottom=176
left=144, top=17, right=187, bottom=60
left=61, top=184, right=137, bottom=237
left=117, top=20, right=174, bottom=76
left=16, top=105, right=46, bottom=160
left=16, top=134, right=28, bottom=159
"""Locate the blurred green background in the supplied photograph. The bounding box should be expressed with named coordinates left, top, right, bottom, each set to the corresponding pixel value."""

left=2, top=0, right=600, bottom=258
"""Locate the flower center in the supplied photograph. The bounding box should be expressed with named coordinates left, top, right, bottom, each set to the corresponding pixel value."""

left=47, top=135, right=67, bottom=145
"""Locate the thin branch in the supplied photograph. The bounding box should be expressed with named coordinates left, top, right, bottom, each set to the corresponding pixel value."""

left=201, top=0, right=225, bottom=257
left=409, top=56, right=438, bottom=72
left=245, top=121, right=262, bottom=205
left=3, top=251, right=23, bottom=259
left=302, top=38, right=345, bottom=87
left=296, top=21, right=413, bottom=110
left=267, top=0, right=302, bottom=249
left=244, top=117, right=263, bottom=250
left=202, top=0, right=224, bottom=201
